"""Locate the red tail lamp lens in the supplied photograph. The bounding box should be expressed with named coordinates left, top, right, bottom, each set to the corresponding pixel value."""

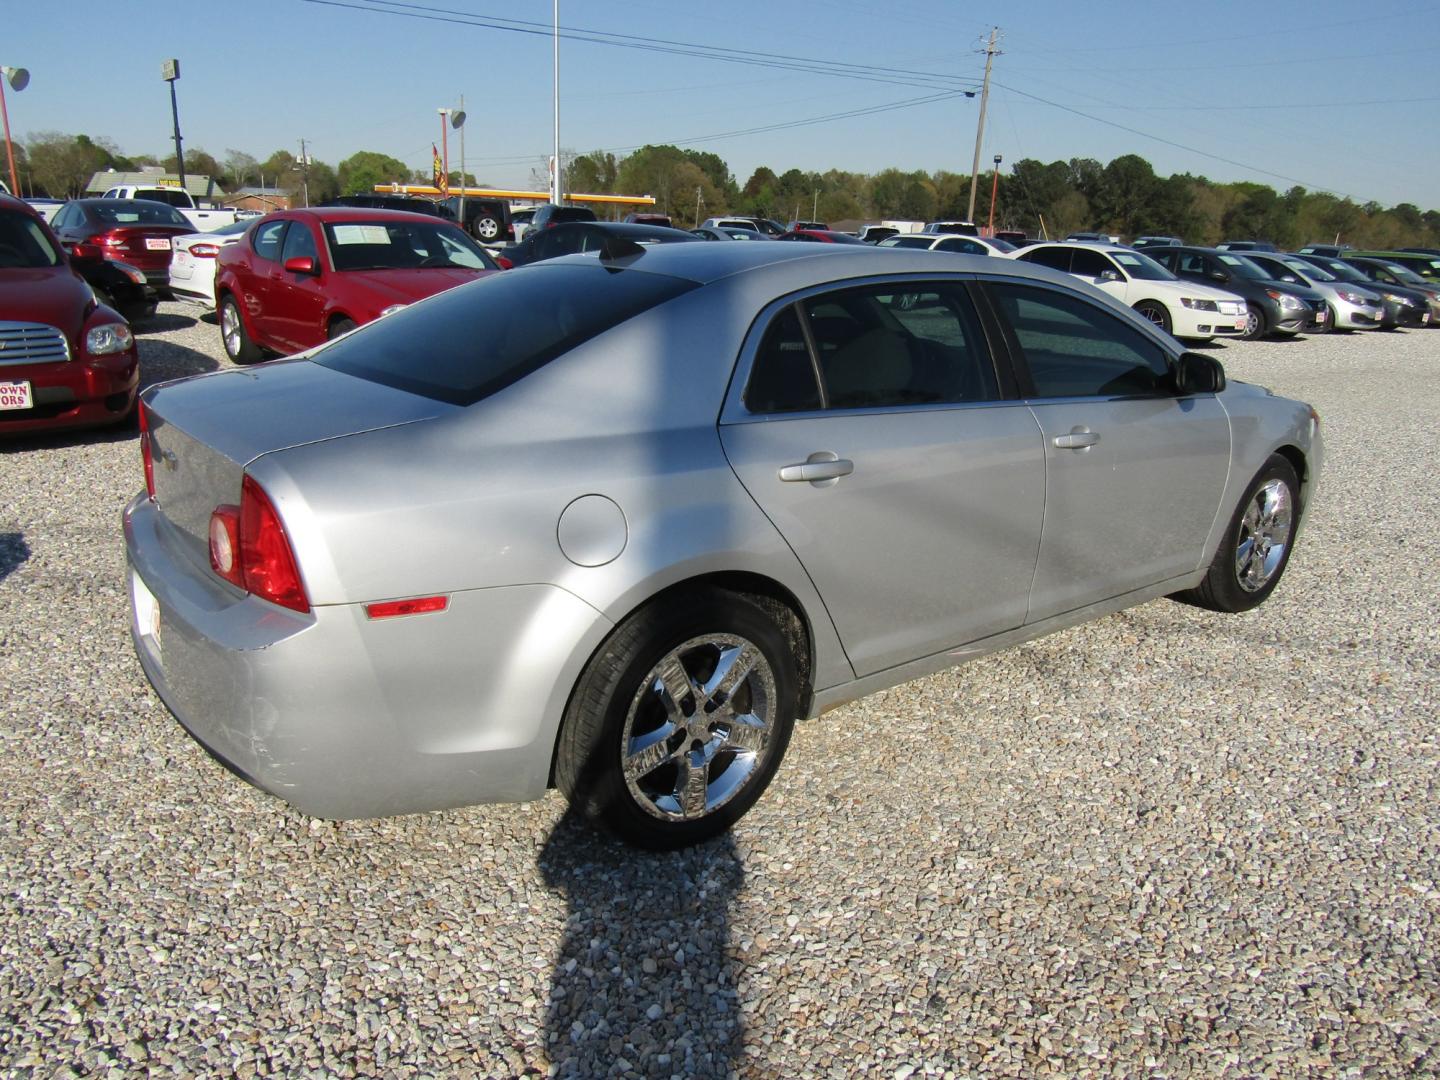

left=138, top=406, right=155, bottom=500
left=209, top=505, right=242, bottom=586
left=239, top=476, right=310, bottom=613
left=189, top=243, right=221, bottom=258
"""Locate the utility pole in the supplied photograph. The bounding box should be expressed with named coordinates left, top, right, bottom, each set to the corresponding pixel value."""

left=966, top=27, right=1000, bottom=224
left=298, top=138, right=311, bottom=208
left=695, top=185, right=703, bottom=227
left=551, top=0, right=561, bottom=204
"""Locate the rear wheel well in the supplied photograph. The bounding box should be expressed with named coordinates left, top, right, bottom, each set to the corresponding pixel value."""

left=547, top=571, right=815, bottom=787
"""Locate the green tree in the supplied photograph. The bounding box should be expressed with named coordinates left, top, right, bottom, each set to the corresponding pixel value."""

left=24, top=132, right=111, bottom=198
left=567, top=151, right=618, bottom=194
left=163, top=147, right=223, bottom=182
left=337, top=150, right=410, bottom=195
left=224, top=149, right=259, bottom=190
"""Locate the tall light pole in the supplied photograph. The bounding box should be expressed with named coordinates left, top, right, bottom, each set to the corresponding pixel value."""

left=966, top=27, right=1000, bottom=224
left=988, top=154, right=1002, bottom=234
left=551, top=0, right=561, bottom=204
left=161, top=59, right=184, bottom=194
left=437, top=109, right=451, bottom=196
left=454, top=96, right=467, bottom=220
left=0, top=65, right=28, bottom=197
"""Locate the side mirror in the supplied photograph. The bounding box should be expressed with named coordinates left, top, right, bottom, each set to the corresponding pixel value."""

left=283, top=255, right=318, bottom=275
left=1208, top=270, right=1229, bottom=283
left=1173, top=351, right=1226, bottom=395
left=1097, top=269, right=1121, bottom=283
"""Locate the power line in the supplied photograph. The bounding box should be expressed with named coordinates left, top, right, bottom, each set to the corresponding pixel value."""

left=993, top=80, right=1353, bottom=198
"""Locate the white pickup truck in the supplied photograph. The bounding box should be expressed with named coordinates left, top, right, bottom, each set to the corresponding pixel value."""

left=100, top=185, right=251, bottom=232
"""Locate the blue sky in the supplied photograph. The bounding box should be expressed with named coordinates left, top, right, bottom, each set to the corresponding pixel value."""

left=7, top=0, right=1439, bottom=208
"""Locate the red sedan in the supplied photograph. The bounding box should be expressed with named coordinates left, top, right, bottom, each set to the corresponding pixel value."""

left=215, top=207, right=500, bottom=361
left=0, top=194, right=139, bottom=436
left=48, top=197, right=194, bottom=293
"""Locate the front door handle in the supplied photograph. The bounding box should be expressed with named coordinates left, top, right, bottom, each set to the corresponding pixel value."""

left=1053, top=428, right=1100, bottom=450
left=779, top=451, right=854, bottom=485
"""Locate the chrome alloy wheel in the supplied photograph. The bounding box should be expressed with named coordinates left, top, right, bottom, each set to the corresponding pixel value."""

left=1235, top=478, right=1293, bottom=592
left=1243, top=309, right=1263, bottom=338
left=221, top=303, right=244, bottom=358
left=621, top=634, right=777, bottom=822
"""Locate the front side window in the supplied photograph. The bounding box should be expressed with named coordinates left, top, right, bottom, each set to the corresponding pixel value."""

left=252, top=220, right=287, bottom=262
left=744, top=282, right=998, bottom=413
left=1019, top=246, right=1072, bottom=272
left=1070, top=248, right=1115, bottom=278
left=280, top=220, right=319, bottom=263
left=988, top=281, right=1172, bottom=399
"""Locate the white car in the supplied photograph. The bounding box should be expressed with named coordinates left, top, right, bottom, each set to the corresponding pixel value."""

left=1015, top=242, right=1247, bottom=341
left=878, top=232, right=1016, bottom=257
left=167, top=219, right=250, bottom=309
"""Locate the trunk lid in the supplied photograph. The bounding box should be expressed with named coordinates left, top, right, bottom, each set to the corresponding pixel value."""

left=143, top=357, right=453, bottom=572
left=103, top=224, right=191, bottom=271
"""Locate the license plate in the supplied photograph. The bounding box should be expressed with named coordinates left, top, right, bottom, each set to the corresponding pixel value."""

left=1234, top=318, right=1247, bottom=330
left=131, top=570, right=162, bottom=648
left=0, top=380, right=33, bottom=410
left=1315, top=309, right=1327, bottom=322
left=146, top=238, right=172, bottom=251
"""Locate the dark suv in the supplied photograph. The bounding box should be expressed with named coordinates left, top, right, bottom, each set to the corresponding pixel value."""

left=1148, top=245, right=1329, bottom=338
left=327, top=194, right=452, bottom=218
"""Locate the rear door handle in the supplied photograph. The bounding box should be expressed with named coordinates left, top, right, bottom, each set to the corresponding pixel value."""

left=779, top=452, right=854, bottom=484
left=1053, top=428, right=1100, bottom=450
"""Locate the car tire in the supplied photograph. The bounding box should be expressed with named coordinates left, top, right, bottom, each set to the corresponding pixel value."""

left=1241, top=304, right=1266, bottom=340
left=328, top=317, right=358, bottom=340
left=219, top=295, right=262, bottom=365
left=472, top=214, right=503, bottom=243
left=1133, top=300, right=1172, bottom=335
left=556, top=589, right=800, bottom=849
left=1173, top=454, right=1300, bottom=613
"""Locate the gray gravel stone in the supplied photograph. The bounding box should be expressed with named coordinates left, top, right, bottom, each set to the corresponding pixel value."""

left=1, top=305, right=1438, bottom=1077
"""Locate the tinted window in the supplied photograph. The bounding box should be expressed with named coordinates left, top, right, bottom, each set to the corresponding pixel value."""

left=989, top=282, right=1172, bottom=398
left=744, top=306, right=821, bottom=413
left=280, top=220, right=319, bottom=263
left=314, top=264, right=698, bottom=406
left=252, top=220, right=287, bottom=262
left=746, top=283, right=998, bottom=412
left=1070, top=248, right=1113, bottom=278
left=90, top=201, right=189, bottom=227
left=0, top=211, right=61, bottom=268
left=1020, top=246, right=1071, bottom=272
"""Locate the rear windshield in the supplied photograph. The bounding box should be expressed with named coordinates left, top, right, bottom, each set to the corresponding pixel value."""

left=0, top=210, right=61, bottom=268
left=313, top=264, right=698, bottom=405
left=91, top=201, right=190, bottom=226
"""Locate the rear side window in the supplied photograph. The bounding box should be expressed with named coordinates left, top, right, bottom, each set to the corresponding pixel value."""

left=745, top=282, right=998, bottom=413
left=1020, top=246, right=1071, bottom=272
left=314, top=264, right=698, bottom=406
left=988, top=282, right=1171, bottom=398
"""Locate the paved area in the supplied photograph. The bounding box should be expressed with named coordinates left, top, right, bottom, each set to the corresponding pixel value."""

left=2, top=305, right=1437, bottom=1078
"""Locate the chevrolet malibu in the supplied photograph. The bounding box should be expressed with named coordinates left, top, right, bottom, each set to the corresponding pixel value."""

left=125, top=243, right=1322, bottom=848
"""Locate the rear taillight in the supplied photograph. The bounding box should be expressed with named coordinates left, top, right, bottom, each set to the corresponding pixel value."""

left=189, top=243, right=221, bottom=258
left=138, top=406, right=155, bottom=499
left=88, top=231, right=127, bottom=254
left=207, top=476, right=310, bottom=613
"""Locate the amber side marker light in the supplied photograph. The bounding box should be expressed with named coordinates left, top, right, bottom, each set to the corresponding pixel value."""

left=366, top=596, right=449, bottom=620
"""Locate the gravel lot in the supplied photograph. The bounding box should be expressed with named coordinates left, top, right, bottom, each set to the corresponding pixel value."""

left=2, top=305, right=1437, bottom=1078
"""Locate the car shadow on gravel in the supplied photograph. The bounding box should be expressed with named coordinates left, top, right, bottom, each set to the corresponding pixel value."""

left=138, top=340, right=220, bottom=391
left=538, top=810, right=745, bottom=1076
left=133, top=312, right=199, bottom=335
left=0, top=532, right=30, bottom=583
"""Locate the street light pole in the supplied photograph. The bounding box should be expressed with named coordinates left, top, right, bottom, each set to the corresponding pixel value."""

left=161, top=59, right=185, bottom=194
left=0, top=66, right=28, bottom=197
left=988, top=154, right=1002, bottom=234
left=437, top=109, right=450, bottom=196
left=551, top=0, right=561, bottom=205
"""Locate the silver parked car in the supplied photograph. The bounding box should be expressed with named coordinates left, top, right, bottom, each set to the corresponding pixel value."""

left=124, top=243, right=1323, bottom=848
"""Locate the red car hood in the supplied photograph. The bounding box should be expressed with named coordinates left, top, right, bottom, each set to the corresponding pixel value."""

left=342, top=266, right=496, bottom=308
left=0, top=266, right=92, bottom=345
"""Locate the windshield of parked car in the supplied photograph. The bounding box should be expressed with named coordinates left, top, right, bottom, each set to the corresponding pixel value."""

left=1281, top=257, right=1333, bottom=282
left=314, top=264, right=699, bottom=405
left=1379, top=263, right=1429, bottom=286
left=1110, top=250, right=1176, bottom=281
left=324, top=220, right=498, bottom=271
left=1218, top=254, right=1272, bottom=280
left=1310, top=257, right=1368, bottom=283
left=0, top=210, right=62, bottom=268
left=90, top=202, right=190, bottom=227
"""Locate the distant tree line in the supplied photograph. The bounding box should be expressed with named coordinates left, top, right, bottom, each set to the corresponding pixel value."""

left=14, top=131, right=1438, bottom=247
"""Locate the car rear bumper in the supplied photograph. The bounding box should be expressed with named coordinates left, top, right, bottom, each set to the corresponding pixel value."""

left=123, top=493, right=615, bottom=819
left=0, top=353, right=139, bottom=435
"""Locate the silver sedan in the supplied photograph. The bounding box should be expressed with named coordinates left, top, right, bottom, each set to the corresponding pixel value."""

left=124, top=243, right=1322, bottom=848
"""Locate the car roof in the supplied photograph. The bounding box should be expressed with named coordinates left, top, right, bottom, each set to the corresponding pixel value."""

left=279, top=206, right=464, bottom=225
left=1027, top=240, right=1133, bottom=256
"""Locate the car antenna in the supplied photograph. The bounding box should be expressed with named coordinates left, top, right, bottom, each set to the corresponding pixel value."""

left=598, top=235, right=646, bottom=264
